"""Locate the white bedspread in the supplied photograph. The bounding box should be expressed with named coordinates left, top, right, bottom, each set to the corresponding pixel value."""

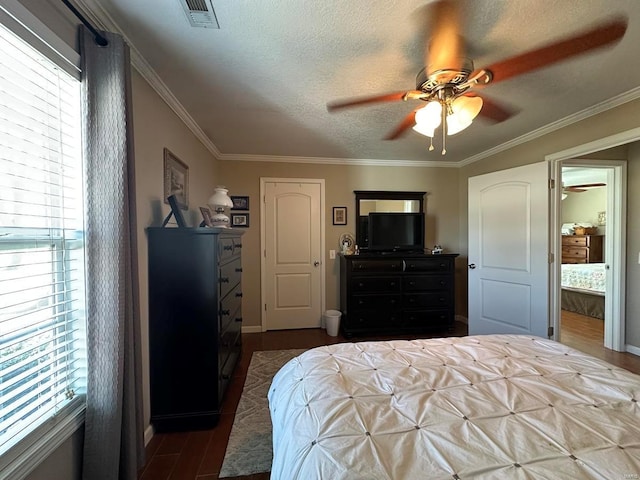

left=561, top=263, right=606, bottom=294
left=268, top=334, right=640, bottom=479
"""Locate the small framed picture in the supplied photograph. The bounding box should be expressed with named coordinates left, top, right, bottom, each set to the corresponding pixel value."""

left=230, top=195, right=250, bottom=211
left=199, top=206, right=213, bottom=227
left=231, top=213, right=249, bottom=227
left=333, top=206, right=347, bottom=225
left=163, top=148, right=188, bottom=210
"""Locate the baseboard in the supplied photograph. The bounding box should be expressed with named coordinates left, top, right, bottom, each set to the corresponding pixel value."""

left=455, top=315, right=468, bottom=325
left=144, top=424, right=154, bottom=446
left=626, top=344, right=640, bottom=356
left=242, top=325, right=263, bottom=333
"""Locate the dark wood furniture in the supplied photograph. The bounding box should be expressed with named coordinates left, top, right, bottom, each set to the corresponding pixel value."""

left=561, top=234, right=603, bottom=264
left=147, top=227, right=243, bottom=432
left=339, top=253, right=458, bottom=337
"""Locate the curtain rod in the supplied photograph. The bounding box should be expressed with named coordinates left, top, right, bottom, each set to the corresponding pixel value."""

left=60, top=0, right=108, bottom=46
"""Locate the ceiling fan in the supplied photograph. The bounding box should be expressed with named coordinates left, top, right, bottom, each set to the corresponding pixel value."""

left=327, top=0, right=627, bottom=154
left=564, top=183, right=607, bottom=193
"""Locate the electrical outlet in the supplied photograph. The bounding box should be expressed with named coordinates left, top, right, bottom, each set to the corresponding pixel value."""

left=329, top=249, right=336, bottom=259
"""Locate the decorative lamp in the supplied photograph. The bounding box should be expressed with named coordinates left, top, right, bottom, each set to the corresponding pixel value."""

left=207, top=186, right=234, bottom=227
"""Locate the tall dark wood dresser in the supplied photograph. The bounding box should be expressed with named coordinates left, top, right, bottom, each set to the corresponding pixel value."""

left=147, top=227, right=243, bottom=432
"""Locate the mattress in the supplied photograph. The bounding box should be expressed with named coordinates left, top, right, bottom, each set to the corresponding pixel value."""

left=561, top=263, right=606, bottom=295
left=268, top=334, right=640, bottom=479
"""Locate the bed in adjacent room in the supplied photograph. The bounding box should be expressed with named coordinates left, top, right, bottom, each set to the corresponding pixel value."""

left=268, top=334, right=640, bottom=479
left=561, top=262, right=606, bottom=319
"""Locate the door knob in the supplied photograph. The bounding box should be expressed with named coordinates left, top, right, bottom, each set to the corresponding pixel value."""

left=468, top=263, right=476, bottom=269
left=314, top=261, right=320, bottom=266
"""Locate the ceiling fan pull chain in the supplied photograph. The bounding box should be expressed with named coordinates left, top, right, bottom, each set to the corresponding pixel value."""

left=441, top=101, right=447, bottom=155
left=428, top=137, right=435, bottom=151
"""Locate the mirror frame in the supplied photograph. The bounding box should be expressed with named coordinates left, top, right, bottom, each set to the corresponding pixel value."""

left=354, top=190, right=426, bottom=249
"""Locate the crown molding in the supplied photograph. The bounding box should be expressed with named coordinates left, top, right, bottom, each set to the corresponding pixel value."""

left=458, top=86, right=640, bottom=167
left=218, top=153, right=459, bottom=168
left=68, top=1, right=640, bottom=169
left=72, top=0, right=221, bottom=159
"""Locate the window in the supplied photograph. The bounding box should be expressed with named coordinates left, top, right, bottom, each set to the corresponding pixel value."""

left=0, top=20, right=86, bottom=461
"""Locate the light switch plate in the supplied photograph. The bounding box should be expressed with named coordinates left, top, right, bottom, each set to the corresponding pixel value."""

left=329, top=249, right=336, bottom=259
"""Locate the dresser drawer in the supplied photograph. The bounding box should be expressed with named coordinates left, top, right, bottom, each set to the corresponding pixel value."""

left=562, top=236, right=588, bottom=246
left=351, top=276, right=401, bottom=293
left=350, top=259, right=403, bottom=273
left=403, top=292, right=451, bottom=308
left=220, top=282, right=242, bottom=332
left=562, top=246, right=588, bottom=258
left=345, top=310, right=402, bottom=330
left=402, top=309, right=452, bottom=328
left=219, top=257, right=242, bottom=299
left=403, top=275, right=450, bottom=291
left=352, top=294, right=401, bottom=310
left=219, top=237, right=235, bottom=260
left=404, top=257, right=453, bottom=272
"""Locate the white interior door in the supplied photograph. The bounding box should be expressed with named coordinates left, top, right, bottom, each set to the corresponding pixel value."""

left=261, top=179, right=324, bottom=330
left=468, top=162, right=549, bottom=337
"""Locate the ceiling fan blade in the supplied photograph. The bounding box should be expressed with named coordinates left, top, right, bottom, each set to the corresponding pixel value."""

left=327, top=91, right=420, bottom=112
left=567, top=182, right=607, bottom=189
left=384, top=109, right=420, bottom=140
left=426, top=0, right=463, bottom=78
left=565, top=187, right=586, bottom=193
left=464, top=93, right=514, bottom=123
left=476, top=18, right=627, bottom=85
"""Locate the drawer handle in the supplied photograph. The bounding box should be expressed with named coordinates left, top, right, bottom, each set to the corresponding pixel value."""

left=236, top=244, right=243, bottom=249
left=409, top=281, right=415, bottom=286
left=223, top=245, right=233, bottom=251
left=221, top=309, right=230, bottom=316
left=439, top=297, right=445, bottom=302
left=220, top=277, right=229, bottom=283
left=358, top=282, right=364, bottom=287
left=439, top=263, right=446, bottom=268
left=235, top=292, right=243, bottom=297
left=409, top=298, right=415, bottom=303
left=235, top=317, right=242, bottom=323
left=440, top=281, right=446, bottom=286
left=358, top=299, right=364, bottom=305
left=235, top=267, right=243, bottom=272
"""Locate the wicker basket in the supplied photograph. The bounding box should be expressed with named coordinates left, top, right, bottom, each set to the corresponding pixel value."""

left=574, top=226, right=598, bottom=235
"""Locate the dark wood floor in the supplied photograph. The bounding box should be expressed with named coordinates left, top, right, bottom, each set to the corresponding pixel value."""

left=138, top=316, right=640, bottom=480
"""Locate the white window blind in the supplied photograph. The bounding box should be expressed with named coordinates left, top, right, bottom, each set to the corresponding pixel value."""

left=0, top=20, right=86, bottom=460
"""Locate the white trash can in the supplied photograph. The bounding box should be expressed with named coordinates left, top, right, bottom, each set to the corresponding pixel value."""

left=324, top=310, right=342, bottom=337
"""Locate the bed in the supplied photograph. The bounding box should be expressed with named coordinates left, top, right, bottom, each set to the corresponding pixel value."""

left=268, top=334, right=640, bottom=479
left=561, top=263, right=606, bottom=319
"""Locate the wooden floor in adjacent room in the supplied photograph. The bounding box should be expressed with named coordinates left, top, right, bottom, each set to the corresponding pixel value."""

left=138, top=318, right=640, bottom=480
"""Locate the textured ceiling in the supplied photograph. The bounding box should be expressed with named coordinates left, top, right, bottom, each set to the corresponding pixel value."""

left=82, top=0, right=640, bottom=164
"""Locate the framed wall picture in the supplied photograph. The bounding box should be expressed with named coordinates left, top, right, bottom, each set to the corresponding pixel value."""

left=163, top=148, right=188, bottom=210
left=231, top=213, right=249, bottom=227
left=333, top=206, right=347, bottom=225
left=230, top=195, right=249, bottom=211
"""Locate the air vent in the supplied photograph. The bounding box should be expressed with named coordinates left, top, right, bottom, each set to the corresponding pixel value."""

left=181, top=0, right=219, bottom=29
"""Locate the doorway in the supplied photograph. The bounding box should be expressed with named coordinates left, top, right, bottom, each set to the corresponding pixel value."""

left=549, top=131, right=633, bottom=352
left=559, top=165, right=609, bottom=348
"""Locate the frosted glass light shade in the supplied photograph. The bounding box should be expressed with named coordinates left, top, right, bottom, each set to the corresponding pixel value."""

left=208, top=186, right=233, bottom=208
left=208, top=186, right=234, bottom=227
left=414, top=101, right=442, bottom=130
left=446, top=96, right=483, bottom=135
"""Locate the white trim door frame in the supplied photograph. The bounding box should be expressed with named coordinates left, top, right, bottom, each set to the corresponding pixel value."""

left=259, top=177, right=326, bottom=331
left=547, top=128, right=636, bottom=352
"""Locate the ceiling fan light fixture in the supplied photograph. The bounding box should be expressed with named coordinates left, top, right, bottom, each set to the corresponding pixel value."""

left=414, top=101, right=442, bottom=130
left=446, top=96, right=483, bottom=135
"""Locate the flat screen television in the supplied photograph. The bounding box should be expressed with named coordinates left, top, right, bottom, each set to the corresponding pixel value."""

left=367, top=212, right=425, bottom=252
